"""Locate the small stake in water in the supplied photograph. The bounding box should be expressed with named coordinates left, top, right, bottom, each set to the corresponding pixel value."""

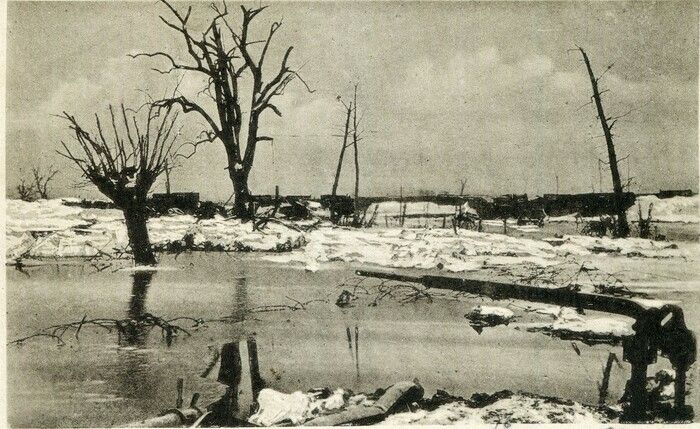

left=176, top=378, right=184, bottom=409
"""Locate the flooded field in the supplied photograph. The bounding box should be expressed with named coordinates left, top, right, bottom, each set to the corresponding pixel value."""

left=7, top=252, right=698, bottom=427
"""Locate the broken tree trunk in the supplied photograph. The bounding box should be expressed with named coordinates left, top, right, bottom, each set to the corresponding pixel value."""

left=579, top=47, right=630, bottom=237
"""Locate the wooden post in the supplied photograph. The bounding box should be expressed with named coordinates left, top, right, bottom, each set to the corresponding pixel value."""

left=165, top=160, right=172, bottom=195
left=598, top=352, right=618, bottom=405
left=217, top=342, right=242, bottom=419
left=399, top=186, right=403, bottom=227
left=354, top=326, right=360, bottom=377
left=176, top=378, right=184, bottom=409
left=246, top=337, right=264, bottom=414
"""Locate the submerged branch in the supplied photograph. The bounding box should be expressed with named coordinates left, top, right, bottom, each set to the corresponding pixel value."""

left=8, top=295, right=326, bottom=346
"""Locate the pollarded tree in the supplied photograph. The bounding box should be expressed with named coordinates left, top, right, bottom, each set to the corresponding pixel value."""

left=132, top=1, right=312, bottom=218
left=58, top=104, right=181, bottom=265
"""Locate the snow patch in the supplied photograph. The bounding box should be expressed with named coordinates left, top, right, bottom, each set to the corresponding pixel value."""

left=382, top=392, right=612, bottom=424
left=248, top=388, right=357, bottom=426
left=520, top=307, right=634, bottom=345
left=265, top=227, right=561, bottom=272
left=366, top=201, right=476, bottom=217
left=627, top=195, right=699, bottom=223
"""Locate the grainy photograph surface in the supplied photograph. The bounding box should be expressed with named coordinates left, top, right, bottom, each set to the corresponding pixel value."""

left=4, top=0, right=700, bottom=427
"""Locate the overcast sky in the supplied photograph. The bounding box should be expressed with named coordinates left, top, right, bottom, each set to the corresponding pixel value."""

left=6, top=1, right=699, bottom=201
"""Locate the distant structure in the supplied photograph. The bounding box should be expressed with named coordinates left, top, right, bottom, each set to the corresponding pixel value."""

left=657, top=189, right=694, bottom=199
left=149, top=192, right=200, bottom=214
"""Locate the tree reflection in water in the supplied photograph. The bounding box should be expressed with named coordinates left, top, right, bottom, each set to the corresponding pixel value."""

left=115, top=270, right=157, bottom=401
left=122, top=270, right=155, bottom=346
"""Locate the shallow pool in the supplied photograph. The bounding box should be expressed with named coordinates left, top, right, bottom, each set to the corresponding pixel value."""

left=6, top=252, right=688, bottom=427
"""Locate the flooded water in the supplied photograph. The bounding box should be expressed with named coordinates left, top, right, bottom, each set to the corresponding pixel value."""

left=6, top=253, right=691, bottom=427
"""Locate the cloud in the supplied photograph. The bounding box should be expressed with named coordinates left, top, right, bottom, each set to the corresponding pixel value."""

left=518, top=54, right=555, bottom=79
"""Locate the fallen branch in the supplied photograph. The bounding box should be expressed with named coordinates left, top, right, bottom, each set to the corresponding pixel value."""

left=9, top=296, right=326, bottom=346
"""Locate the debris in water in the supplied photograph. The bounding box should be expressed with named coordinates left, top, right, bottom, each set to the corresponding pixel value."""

left=335, top=290, right=356, bottom=307
left=464, top=305, right=515, bottom=333
left=518, top=308, right=634, bottom=346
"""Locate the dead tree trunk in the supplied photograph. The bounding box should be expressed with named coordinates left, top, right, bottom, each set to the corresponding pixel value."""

left=579, top=47, right=630, bottom=237
left=459, top=178, right=467, bottom=196
left=351, top=84, right=361, bottom=226
left=124, top=204, right=157, bottom=266
left=331, top=103, right=353, bottom=197
left=352, top=85, right=360, bottom=204
left=230, top=168, right=251, bottom=218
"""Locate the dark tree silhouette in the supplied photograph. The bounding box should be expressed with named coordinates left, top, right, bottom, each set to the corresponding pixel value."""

left=578, top=47, right=630, bottom=237
left=58, top=104, right=181, bottom=265
left=14, top=166, right=58, bottom=201
left=331, top=99, right=353, bottom=199
left=32, top=165, right=59, bottom=199
left=351, top=84, right=360, bottom=212
left=15, top=172, right=35, bottom=202
left=132, top=0, right=312, bottom=218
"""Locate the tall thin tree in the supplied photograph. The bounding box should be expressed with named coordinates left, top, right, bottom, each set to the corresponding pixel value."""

left=578, top=47, right=630, bottom=237
left=329, top=99, right=353, bottom=224
left=352, top=84, right=360, bottom=206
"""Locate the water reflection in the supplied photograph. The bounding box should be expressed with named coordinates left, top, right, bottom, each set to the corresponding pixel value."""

left=115, top=270, right=157, bottom=401
left=232, top=274, right=248, bottom=321
left=210, top=337, right=266, bottom=424
left=121, top=270, right=155, bottom=346
left=345, top=325, right=361, bottom=378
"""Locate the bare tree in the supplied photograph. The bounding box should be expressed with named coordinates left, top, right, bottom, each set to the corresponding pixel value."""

left=15, top=173, right=35, bottom=202
left=459, top=178, right=468, bottom=196
left=349, top=84, right=365, bottom=226
left=32, top=165, right=59, bottom=199
left=132, top=0, right=312, bottom=219
left=578, top=47, right=630, bottom=237
left=331, top=98, right=353, bottom=198
left=58, top=104, right=181, bottom=265
left=352, top=84, right=360, bottom=208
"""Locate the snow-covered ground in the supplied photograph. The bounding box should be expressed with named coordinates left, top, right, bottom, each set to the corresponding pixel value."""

left=265, top=226, right=695, bottom=272
left=627, top=194, right=699, bottom=223
left=547, top=195, right=699, bottom=224
left=382, top=392, right=615, bottom=425
left=366, top=201, right=477, bottom=217
left=7, top=199, right=697, bottom=268
left=247, top=383, right=617, bottom=426
left=5, top=199, right=305, bottom=262
left=247, top=387, right=377, bottom=426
